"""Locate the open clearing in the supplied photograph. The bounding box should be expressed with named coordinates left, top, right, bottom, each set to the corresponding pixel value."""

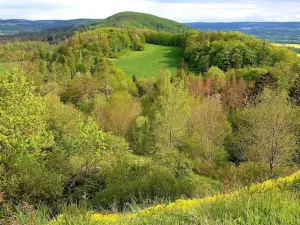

left=113, top=44, right=183, bottom=78
left=0, top=65, right=5, bottom=73
left=273, top=43, right=300, bottom=56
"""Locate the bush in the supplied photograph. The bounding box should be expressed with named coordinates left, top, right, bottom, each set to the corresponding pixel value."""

left=217, top=162, right=270, bottom=189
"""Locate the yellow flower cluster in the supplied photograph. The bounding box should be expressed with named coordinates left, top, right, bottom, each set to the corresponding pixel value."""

left=49, top=170, right=300, bottom=225
left=273, top=43, right=300, bottom=49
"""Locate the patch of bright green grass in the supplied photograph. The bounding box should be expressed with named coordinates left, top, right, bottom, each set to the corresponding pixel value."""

left=113, top=44, right=183, bottom=78
left=0, top=65, right=5, bottom=73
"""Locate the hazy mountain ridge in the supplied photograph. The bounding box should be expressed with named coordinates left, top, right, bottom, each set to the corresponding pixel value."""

left=2, top=12, right=300, bottom=43
left=0, top=19, right=103, bottom=35
left=0, top=11, right=190, bottom=36
left=186, top=22, right=300, bottom=43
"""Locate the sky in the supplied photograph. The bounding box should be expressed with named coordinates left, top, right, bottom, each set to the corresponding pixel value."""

left=0, top=0, right=300, bottom=22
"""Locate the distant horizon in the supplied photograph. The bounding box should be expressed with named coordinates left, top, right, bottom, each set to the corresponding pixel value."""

left=1, top=0, right=300, bottom=22
left=1, top=11, right=300, bottom=24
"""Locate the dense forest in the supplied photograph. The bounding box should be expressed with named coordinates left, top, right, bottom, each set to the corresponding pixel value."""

left=0, top=11, right=300, bottom=224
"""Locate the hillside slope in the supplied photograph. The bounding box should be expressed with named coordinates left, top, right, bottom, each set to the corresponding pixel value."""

left=96, top=11, right=190, bottom=33
left=50, top=171, right=300, bottom=224
left=1, top=12, right=190, bottom=42
left=0, top=11, right=190, bottom=37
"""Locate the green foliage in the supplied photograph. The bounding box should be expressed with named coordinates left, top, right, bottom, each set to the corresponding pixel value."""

left=144, top=30, right=184, bottom=46
left=135, top=71, right=189, bottom=154
left=228, top=89, right=298, bottom=172
left=94, top=11, right=190, bottom=33
left=1, top=13, right=300, bottom=224
left=183, top=30, right=300, bottom=73
left=0, top=65, right=5, bottom=73
left=206, top=66, right=226, bottom=79
left=0, top=69, right=52, bottom=155
left=234, top=67, right=267, bottom=81
left=92, top=91, right=141, bottom=137
left=5, top=173, right=300, bottom=225
left=187, top=96, right=231, bottom=174
left=0, top=19, right=102, bottom=36
left=0, top=70, right=61, bottom=204
left=289, top=76, right=300, bottom=106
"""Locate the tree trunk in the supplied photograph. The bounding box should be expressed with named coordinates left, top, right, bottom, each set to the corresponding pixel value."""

left=269, top=146, right=276, bottom=175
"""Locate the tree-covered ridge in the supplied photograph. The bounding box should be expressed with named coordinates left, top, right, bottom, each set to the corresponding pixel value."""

left=94, top=11, right=191, bottom=33
left=0, top=12, right=190, bottom=43
left=182, top=30, right=299, bottom=73
left=0, top=19, right=103, bottom=36
left=144, top=29, right=299, bottom=74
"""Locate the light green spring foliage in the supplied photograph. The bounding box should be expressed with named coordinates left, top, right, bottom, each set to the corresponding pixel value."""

left=152, top=71, right=189, bottom=150
left=0, top=70, right=61, bottom=202
left=1, top=22, right=300, bottom=224
left=205, top=66, right=226, bottom=80
left=246, top=89, right=298, bottom=171
left=44, top=93, right=84, bottom=151
left=188, top=96, right=230, bottom=166
left=0, top=65, right=5, bottom=73
left=113, top=44, right=183, bottom=78
left=231, top=89, right=298, bottom=172
left=92, top=91, right=141, bottom=137
left=0, top=69, right=53, bottom=156
left=134, top=71, right=189, bottom=155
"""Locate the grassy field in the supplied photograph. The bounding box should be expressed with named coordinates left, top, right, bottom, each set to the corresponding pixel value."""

left=273, top=43, right=300, bottom=56
left=273, top=43, right=300, bottom=48
left=0, top=65, right=5, bottom=73
left=113, top=44, right=183, bottom=78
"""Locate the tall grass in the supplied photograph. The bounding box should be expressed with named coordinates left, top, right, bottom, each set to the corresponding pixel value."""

left=4, top=171, right=300, bottom=225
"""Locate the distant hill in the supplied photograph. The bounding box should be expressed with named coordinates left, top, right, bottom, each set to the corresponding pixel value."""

left=0, top=19, right=103, bottom=36
left=0, top=12, right=190, bottom=37
left=186, top=22, right=300, bottom=43
left=3, top=15, right=300, bottom=44
left=95, top=11, right=190, bottom=33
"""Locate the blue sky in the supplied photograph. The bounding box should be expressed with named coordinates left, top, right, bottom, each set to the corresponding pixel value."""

left=0, top=0, right=299, bottom=22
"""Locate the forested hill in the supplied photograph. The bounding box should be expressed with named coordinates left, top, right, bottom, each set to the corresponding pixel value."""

left=0, top=19, right=103, bottom=36
left=94, top=11, right=191, bottom=33
left=0, top=12, right=189, bottom=37
left=0, top=12, right=190, bottom=43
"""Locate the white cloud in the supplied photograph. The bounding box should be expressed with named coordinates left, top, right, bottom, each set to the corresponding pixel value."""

left=0, top=0, right=299, bottom=22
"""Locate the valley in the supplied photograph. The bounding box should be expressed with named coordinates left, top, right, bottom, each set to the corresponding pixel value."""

left=0, top=9, right=300, bottom=225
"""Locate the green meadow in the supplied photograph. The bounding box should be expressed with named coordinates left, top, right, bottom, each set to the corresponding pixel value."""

left=0, top=65, right=5, bottom=73
left=113, top=44, right=183, bottom=78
